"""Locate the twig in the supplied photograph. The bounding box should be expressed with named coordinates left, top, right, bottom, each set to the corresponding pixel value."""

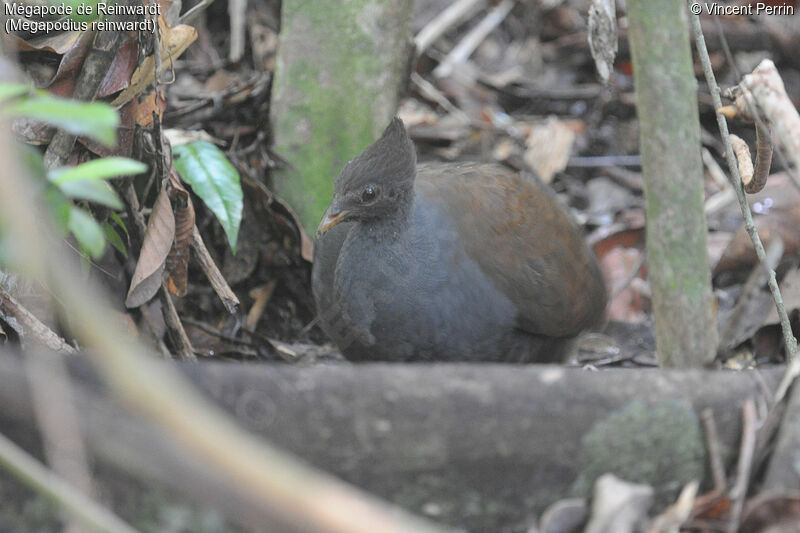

left=433, top=0, right=516, bottom=78
left=138, top=303, right=172, bottom=358
left=159, top=281, right=196, bottom=360
left=702, top=147, right=730, bottom=189
left=180, top=0, right=215, bottom=24
left=727, top=399, right=757, bottom=533
left=702, top=148, right=737, bottom=215
left=191, top=225, right=240, bottom=315
left=246, top=280, right=276, bottom=331
left=414, top=0, right=488, bottom=54
left=689, top=3, right=798, bottom=380
left=601, top=166, right=644, bottom=192
left=0, top=282, right=76, bottom=354
left=700, top=408, right=727, bottom=494
left=566, top=155, right=642, bottom=168
left=0, top=430, right=139, bottom=533
left=228, top=0, right=246, bottom=62
left=410, top=73, right=470, bottom=123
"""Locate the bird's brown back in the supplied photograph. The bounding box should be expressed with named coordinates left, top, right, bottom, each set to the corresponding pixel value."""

left=415, top=162, right=606, bottom=337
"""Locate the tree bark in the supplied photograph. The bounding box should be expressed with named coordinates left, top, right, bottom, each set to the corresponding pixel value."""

left=270, top=0, right=413, bottom=236
left=627, top=0, right=718, bottom=367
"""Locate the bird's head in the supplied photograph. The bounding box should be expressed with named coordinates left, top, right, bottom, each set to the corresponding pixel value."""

left=317, top=118, right=417, bottom=236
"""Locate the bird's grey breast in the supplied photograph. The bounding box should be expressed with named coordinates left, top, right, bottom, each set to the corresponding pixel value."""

left=334, top=197, right=517, bottom=359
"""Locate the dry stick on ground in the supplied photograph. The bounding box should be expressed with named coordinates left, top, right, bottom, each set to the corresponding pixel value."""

left=0, top=125, right=457, bottom=533
left=159, top=281, right=196, bottom=360
left=0, top=283, right=76, bottom=354
left=688, top=5, right=798, bottom=387
left=414, top=0, right=488, bottom=54
left=410, top=73, right=471, bottom=123
left=727, top=399, right=757, bottom=533
left=700, top=408, right=727, bottom=494
left=433, top=0, right=516, bottom=78
left=702, top=148, right=737, bottom=216
left=191, top=225, right=239, bottom=315
left=246, top=280, right=277, bottom=331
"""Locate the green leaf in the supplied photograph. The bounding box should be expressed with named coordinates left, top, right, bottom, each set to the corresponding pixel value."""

left=0, top=84, right=31, bottom=104
left=49, top=157, right=147, bottom=185
left=110, top=212, right=129, bottom=238
left=3, top=97, right=118, bottom=146
left=68, top=207, right=105, bottom=258
left=43, top=188, right=72, bottom=235
left=173, top=141, right=242, bottom=253
left=102, top=221, right=128, bottom=258
left=58, top=179, right=123, bottom=209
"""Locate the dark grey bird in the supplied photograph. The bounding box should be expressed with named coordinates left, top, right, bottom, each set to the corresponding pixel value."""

left=312, top=118, right=606, bottom=362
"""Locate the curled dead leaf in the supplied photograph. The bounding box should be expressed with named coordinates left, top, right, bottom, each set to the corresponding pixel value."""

left=165, top=174, right=195, bottom=297
left=125, top=188, right=175, bottom=308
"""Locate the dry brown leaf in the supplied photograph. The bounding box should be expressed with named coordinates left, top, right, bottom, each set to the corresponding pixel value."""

left=5, top=28, right=82, bottom=54
left=714, top=206, right=800, bottom=274
left=524, top=116, right=578, bottom=183
left=97, top=37, right=138, bottom=97
left=47, top=33, right=137, bottom=98
left=601, top=246, right=649, bottom=323
left=111, top=18, right=197, bottom=107
left=125, top=188, right=175, bottom=308
left=165, top=174, right=194, bottom=297
left=44, top=29, right=94, bottom=95
left=134, top=91, right=167, bottom=127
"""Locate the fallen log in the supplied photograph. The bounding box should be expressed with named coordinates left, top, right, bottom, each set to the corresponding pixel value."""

left=0, top=357, right=782, bottom=532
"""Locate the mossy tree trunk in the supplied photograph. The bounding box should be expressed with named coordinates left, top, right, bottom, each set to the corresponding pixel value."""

left=270, top=0, right=413, bottom=237
left=627, top=0, right=718, bottom=367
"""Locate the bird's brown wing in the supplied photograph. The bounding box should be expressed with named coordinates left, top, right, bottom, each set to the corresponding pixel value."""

left=416, top=163, right=606, bottom=337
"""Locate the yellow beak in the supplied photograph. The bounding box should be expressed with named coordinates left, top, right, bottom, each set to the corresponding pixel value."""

left=317, top=207, right=350, bottom=236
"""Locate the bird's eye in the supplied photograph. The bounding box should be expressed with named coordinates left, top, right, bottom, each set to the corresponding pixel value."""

left=361, top=186, right=379, bottom=203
